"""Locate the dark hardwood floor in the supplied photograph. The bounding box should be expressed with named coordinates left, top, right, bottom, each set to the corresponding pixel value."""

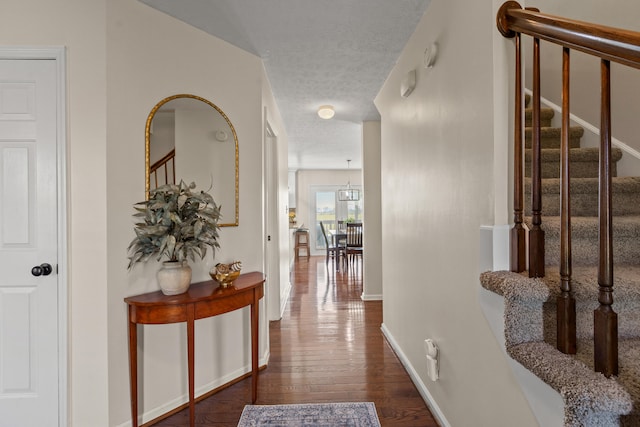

left=150, top=256, right=439, bottom=426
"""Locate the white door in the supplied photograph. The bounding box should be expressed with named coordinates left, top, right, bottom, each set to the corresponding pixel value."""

left=0, top=58, right=60, bottom=426
left=265, top=121, right=281, bottom=320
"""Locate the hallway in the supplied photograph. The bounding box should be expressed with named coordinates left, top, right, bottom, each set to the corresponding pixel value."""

left=152, top=256, right=438, bottom=426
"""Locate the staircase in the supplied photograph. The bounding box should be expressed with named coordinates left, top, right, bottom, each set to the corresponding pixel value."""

left=481, top=99, right=640, bottom=426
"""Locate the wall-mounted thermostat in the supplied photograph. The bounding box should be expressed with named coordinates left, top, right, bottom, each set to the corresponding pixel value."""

left=424, top=43, right=438, bottom=69
left=401, top=69, right=416, bottom=98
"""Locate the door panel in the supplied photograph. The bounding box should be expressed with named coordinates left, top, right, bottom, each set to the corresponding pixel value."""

left=0, top=59, right=59, bottom=427
left=2, top=145, right=34, bottom=244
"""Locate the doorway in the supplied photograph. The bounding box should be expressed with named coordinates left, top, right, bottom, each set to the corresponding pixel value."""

left=310, top=185, right=363, bottom=254
left=0, top=48, right=67, bottom=426
left=264, top=118, right=282, bottom=321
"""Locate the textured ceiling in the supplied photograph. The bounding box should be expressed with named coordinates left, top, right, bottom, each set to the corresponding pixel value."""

left=139, top=0, right=430, bottom=170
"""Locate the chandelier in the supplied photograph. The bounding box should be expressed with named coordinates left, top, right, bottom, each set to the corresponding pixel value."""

left=338, top=160, right=360, bottom=201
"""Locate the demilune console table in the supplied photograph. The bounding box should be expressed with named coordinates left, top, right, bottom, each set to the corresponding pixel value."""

left=124, top=271, right=265, bottom=427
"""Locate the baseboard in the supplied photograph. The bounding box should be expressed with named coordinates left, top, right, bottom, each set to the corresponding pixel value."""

left=361, top=293, right=382, bottom=301
left=115, top=353, right=270, bottom=427
left=280, top=281, right=292, bottom=318
left=380, top=323, right=451, bottom=427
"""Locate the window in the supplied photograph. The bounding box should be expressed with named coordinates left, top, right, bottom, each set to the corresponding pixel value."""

left=311, top=185, right=363, bottom=252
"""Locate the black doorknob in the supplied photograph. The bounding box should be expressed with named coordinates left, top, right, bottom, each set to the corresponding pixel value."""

left=31, top=263, right=53, bottom=277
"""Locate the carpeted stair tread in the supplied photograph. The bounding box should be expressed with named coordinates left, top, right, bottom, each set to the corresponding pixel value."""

left=480, top=270, right=546, bottom=298
left=533, top=267, right=640, bottom=341
left=525, top=107, right=555, bottom=127
left=524, top=126, right=584, bottom=149
left=533, top=215, right=640, bottom=239
left=536, top=266, right=640, bottom=303
left=525, top=216, right=640, bottom=265
left=480, top=270, right=640, bottom=426
left=525, top=176, right=640, bottom=216
left=525, top=146, right=623, bottom=163
left=482, top=268, right=640, bottom=342
left=481, top=267, right=640, bottom=305
left=489, top=93, right=640, bottom=426
left=525, top=147, right=622, bottom=179
left=572, top=337, right=640, bottom=396
left=509, top=341, right=633, bottom=427
left=530, top=177, right=640, bottom=195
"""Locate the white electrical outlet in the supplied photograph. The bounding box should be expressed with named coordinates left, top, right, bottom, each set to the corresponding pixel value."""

left=424, top=339, right=439, bottom=381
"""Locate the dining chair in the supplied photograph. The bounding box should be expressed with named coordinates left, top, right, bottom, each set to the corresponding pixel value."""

left=345, top=222, right=363, bottom=268
left=336, top=220, right=347, bottom=248
left=320, top=221, right=343, bottom=271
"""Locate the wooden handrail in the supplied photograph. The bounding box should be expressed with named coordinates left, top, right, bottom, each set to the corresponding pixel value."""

left=497, top=1, right=640, bottom=69
left=496, top=1, right=638, bottom=377
left=150, top=149, right=175, bottom=174
left=149, top=149, right=176, bottom=189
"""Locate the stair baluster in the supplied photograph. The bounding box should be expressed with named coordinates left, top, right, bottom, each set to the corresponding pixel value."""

left=557, top=47, right=576, bottom=355
left=594, top=59, right=618, bottom=377
left=510, top=32, right=527, bottom=273
left=496, top=1, right=640, bottom=376
left=528, top=37, right=545, bottom=278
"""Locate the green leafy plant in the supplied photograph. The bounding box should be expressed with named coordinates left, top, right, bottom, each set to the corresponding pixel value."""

left=127, top=181, right=221, bottom=269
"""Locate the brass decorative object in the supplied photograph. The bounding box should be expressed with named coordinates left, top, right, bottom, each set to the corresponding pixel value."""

left=210, top=261, right=242, bottom=287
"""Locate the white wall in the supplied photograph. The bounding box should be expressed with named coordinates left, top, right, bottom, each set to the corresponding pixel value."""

left=1, top=1, right=110, bottom=425
left=176, top=108, right=236, bottom=220
left=0, top=1, right=286, bottom=426
left=106, top=1, right=272, bottom=425
left=374, top=1, right=538, bottom=425
left=362, top=122, right=382, bottom=300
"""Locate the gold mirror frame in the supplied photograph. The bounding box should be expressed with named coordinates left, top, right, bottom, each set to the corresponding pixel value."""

left=145, top=94, right=239, bottom=227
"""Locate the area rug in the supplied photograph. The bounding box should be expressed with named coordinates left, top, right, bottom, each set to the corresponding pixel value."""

left=237, top=402, right=381, bottom=426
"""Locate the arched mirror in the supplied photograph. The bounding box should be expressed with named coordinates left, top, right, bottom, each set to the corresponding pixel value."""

left=145, top=94, right=239, bottom=227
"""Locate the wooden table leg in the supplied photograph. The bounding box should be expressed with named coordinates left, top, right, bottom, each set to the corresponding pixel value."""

left=187, top=305, right=195, bottom=427
left=128, top=310, right=138, bottom=427
left=251, top=294, right=259, bottom=403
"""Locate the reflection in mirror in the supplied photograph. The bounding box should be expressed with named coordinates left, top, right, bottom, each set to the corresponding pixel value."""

left=145, top=94, right=239, bottom=227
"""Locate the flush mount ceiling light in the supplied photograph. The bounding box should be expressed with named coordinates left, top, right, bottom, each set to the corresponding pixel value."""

left=317, top=105, right=335, bottom=119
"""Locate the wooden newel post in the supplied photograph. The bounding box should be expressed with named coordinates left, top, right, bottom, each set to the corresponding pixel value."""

left=511, top=33, right=527, bottom=273
left=497, top=1, right=528, bottom=273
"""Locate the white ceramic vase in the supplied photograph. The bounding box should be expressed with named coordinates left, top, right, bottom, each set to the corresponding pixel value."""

left=157, top=261, right=192, bottom=295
